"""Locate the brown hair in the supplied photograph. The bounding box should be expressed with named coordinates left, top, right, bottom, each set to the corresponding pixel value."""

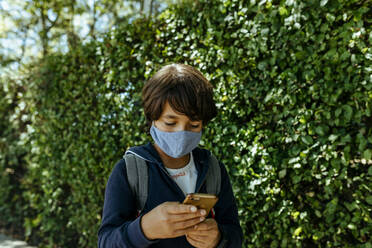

left=142, top=63, right=217, bottom=130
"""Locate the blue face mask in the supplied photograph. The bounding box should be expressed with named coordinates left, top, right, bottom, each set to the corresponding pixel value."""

left=150, top=122, right=202, bottom=158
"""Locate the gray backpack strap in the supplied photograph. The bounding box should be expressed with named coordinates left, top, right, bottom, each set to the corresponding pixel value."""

left=124, top=153, right=148, bottom=212
left=205, top=152, right=221, bottom=196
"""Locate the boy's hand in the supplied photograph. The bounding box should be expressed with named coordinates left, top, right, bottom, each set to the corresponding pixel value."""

left=185, top=218, right=221, bottom=248
left=141, top=202, right=207, bottom=240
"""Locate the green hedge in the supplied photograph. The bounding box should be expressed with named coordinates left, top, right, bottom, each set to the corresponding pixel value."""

left=0, top=77, right=32, bottom=239
left=1, top=0, right=371, bottom=247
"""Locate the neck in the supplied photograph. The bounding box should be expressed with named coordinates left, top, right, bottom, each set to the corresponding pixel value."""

left=153, top=143, right=190, bottom=169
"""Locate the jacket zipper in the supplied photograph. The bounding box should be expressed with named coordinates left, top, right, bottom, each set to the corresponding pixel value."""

left=158, top=166, right=187, bottom=198
left=194, top=158, right=209, bottom=193
left=158, top=159, right=208, bottom=199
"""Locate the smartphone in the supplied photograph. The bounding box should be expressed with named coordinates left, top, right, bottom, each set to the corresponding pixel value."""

left=183, top=193, right=218, bottom=216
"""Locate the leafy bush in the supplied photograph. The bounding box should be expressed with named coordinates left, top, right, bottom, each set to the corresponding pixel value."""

left=0, top=77, right=31, bottom=239
left=1, top=0, right=371, bottom=247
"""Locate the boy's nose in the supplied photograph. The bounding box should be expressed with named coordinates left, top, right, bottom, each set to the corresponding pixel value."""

left=175, top=126, right=188, bottom=132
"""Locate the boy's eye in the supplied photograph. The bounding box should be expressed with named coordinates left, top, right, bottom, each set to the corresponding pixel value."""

left=164, top=122, right=200, bottom=128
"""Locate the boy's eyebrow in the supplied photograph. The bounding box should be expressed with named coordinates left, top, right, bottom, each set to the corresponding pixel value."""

left=164, top=114, right=179, bottom=119
left=163, top=114, right=202, bottom=123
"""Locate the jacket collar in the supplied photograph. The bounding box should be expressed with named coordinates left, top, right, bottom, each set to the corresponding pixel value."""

left=125, top=141, right=211, bottom=175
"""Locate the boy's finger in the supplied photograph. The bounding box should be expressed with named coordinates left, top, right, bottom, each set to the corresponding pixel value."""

left=167, top=204, right=197, bottom=214
left=173, top=223, right=202, bottom=237
left=193, top=222, right=214, bottom=231
left=169, top=211, right=206, bottom=222
left=186, top=229, right=210, bottom=236
left=174, top=216, right=205, bottom=230
left=186, top=234, right=206, bottom=245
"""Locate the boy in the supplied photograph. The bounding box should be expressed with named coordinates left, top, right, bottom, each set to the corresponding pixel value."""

left=98, top=63, right=243, bottom=247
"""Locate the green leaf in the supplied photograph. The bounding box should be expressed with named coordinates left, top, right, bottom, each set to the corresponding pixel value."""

left=292, top=175, right=302, bottom=184
left=328, top=134, right=338, bottom=142
left=315, top=125, right=329, bottom=136
left=301, top=135, right=313, bottom=145
left=293, top=226, right=302, bottom=236
left=335, top=108, right=342, bottom=117
left=341, top=135, right=352, bottom=143
left=279, top=169, right=287, bottom=178
left=343, top=105, right=353, bottom=121
left=315, top=126, right=325, bottom=136
left=347, top=224, right=356, bottom=230
left=320, top=0, right=328, bottom=6
left=279, top=7, right=288, bottom=16
left=315, top=210, right=322, bottom=218
left=366, top=195, right=372, bottom=205
left=289, top=157, right=300, bottom=164
left=363, top=149, right=372, bottom=160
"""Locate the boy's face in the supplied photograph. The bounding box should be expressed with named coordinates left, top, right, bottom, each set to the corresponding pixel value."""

left=154, top=101, right=203, bottom=133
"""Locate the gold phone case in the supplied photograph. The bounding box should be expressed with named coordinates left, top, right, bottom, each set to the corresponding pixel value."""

left=183, top=193, right=218, bottom=216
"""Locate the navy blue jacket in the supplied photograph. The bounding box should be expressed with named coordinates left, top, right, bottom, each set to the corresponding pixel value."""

left=98, top=141, right=243, bottom=247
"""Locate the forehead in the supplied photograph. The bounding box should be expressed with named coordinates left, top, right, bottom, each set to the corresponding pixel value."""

left=160, top=101, right=185, bottom=118
left=160, top=102, right=199, bottom=122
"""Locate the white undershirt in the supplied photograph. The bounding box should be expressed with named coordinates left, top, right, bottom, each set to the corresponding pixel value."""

left=165, top=152, right=198, bottom=195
